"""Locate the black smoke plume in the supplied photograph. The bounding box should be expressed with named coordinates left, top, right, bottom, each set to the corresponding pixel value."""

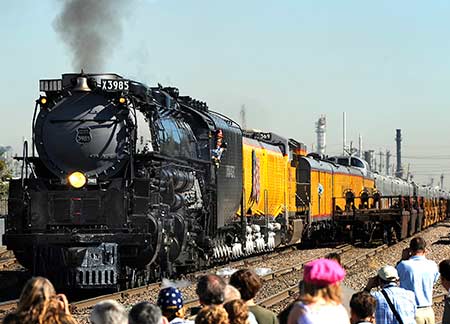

left=53, top=0, right=131, bottom=72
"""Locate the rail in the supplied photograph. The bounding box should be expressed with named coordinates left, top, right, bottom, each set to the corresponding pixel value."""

left=165, top=244, right=353, bottom=311
left=0, top=243, right=351, bottom=315
left=0, top=247, right=300, bottom=315
left=71, top=247, right=299, bottom=311
left=0, top=227, right=441, bottom=316
left=258, top=244, right=387, bottom=307
left=258, top=225, right=440, bottom=310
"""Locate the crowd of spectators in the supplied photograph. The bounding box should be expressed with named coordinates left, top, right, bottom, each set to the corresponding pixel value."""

left=3, top=236, right=449, bottom=324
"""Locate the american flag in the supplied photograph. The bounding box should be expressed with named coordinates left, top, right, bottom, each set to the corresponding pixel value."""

left=251, top=150, right=260, bottom=203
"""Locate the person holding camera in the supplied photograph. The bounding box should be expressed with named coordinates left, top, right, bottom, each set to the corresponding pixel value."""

left=396, top=237, right=439, bottom=324
left=363, top=265, right=416, bottom=324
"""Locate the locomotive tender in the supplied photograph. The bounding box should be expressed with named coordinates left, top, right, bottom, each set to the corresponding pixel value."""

left=4, top=72, right=449, bottom=289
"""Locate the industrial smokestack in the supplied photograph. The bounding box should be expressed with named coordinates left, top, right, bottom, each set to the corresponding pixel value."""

left=441, top=174, right=444, bottom=189
left=395, top=129, right=403, bottom=178
left=364, top=150, right=374, bottom=171
left=379, top=151, right=384, bottom=174
left=315, top=115, right=326, bottom=155
left=240, top=105, right=247, bottom=130
left=386, top=150, right=391, bottom=176
left=53, top=0, right=131, bottom=71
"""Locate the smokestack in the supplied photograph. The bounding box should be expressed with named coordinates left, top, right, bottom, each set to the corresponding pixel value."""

left=53, top=0, right=131, bottom=71
left=379, top=151, right=384, bottom=173
left=386, top=150, right=391, bottom=176
left=395, top=129, right=403, bottom=178
left=315, top=115, right=326, bottom=155
left=364, top=150, right=375, bottom=171
left=441, top=174, right=444, bottom=189
left=343, top=112, right=347, bottom=155
left=240, top=105, right=247, bottom=130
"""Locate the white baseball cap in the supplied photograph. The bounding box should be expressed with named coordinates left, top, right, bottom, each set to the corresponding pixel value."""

left=378, top=266, right=399, bottom=282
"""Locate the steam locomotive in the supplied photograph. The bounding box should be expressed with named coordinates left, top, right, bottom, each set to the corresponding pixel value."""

left=4, top=72, right=449, bottom=289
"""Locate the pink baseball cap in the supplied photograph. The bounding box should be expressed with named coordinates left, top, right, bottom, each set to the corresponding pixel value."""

left=303, top=258, right=346, bottom=286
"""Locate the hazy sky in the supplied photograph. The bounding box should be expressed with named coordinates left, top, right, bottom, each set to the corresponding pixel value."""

left=1, top=0, right=450, bottom=187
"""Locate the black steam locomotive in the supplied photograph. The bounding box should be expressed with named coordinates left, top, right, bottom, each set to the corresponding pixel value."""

left=5, top=73, right=245, bottom=289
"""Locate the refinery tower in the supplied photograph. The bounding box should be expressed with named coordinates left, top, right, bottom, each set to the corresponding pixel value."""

left=315, top=115, right=326, bottom=155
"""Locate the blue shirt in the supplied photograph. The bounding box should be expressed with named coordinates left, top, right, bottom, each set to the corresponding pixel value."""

left=396, top=255, right=439, bottom=307
left=372, top=283, right=416, bottom=324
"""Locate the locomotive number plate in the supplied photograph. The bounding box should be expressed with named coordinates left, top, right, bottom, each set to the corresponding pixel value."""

left=254, top=132, right=272, bottom=141
left=101, top=79, right=130, bottom=92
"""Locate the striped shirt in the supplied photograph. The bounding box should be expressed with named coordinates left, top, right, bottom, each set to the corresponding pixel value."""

left=371, top=283, right=416, bottom=324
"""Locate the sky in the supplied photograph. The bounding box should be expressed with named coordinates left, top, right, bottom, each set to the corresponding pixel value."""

left=1, top=0, right=450, bottom=187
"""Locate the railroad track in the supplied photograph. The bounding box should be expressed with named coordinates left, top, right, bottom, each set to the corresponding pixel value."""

left=0, top=246, right=298, bottom=314
left=72, top=244, right=353, bottom=312
left=0, top=227, right=442, bottom=317
left=257, top=244, right=388, bottom=308
left=69, top=246, right=303, bottom=312
left=0, top=252, right=445, bottom=317
left=259, top=224, right=445, bottom=310
left=0, top=244, right=348, bottom=315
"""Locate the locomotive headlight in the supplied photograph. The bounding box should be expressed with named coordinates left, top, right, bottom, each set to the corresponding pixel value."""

left=38, top=96, right=48, bottom=108
left=68, top=171, right=86, bottom=188
left=118, top=97, right=126, bottom=104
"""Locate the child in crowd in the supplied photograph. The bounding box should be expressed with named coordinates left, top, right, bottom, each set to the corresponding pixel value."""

left=157, top=287, right=193, bottom=324
left=349, top=292, right=376, bottom=324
